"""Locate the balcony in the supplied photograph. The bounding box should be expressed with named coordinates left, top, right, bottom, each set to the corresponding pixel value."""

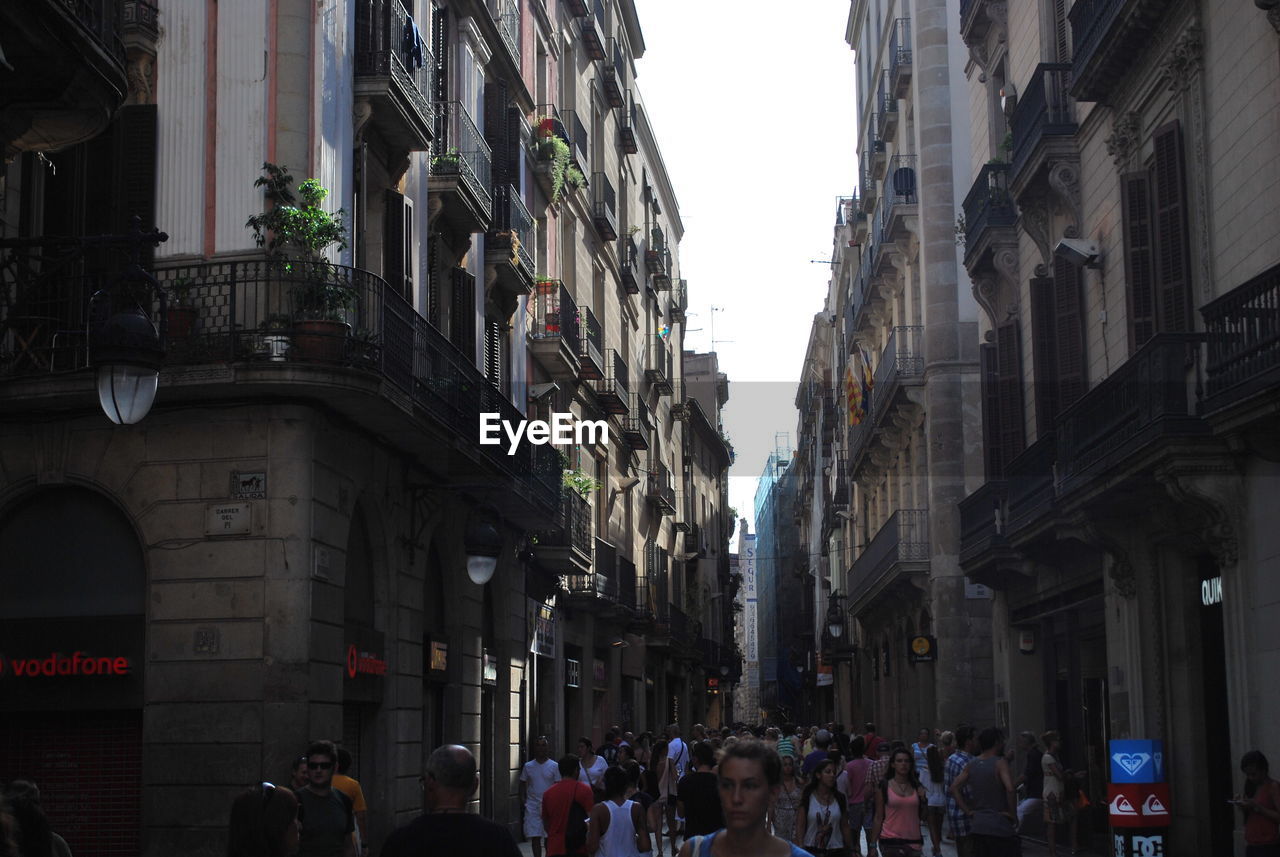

left=619, top=236, right=641, bottom=294
left=1003, top=431, right=1058, bottom=540
left=486, top=185, right=536, bottom=303
left=1200, top=263, right=1280, bottom=416
left=592, top=172, right=618, bottom=241
left=354, top=0, right=435, bottom=152
left=617, top=556, right=638, bottom=620
left=889, top=18, right=912, bottom=98
left=866, top=121, right=888, bottom=180
left=646, top=334, right=673, bottom=395
left=1069, top=0, right=1169, bottom=103
left=670, top=279, right=688, bottom=324
left=646, top=228, right=671, bottom=289
left=562, top=108, right=590, bottom=173
left=577, top=305, right=605, bottom=380
left=849, top=509, right=930, bottom=612
left=592, top=349, right=630, bottom=415
left=576, top=0, right=606, bottom=61
left=566, top=538, right=618, bottom=612
left=958, top=479, right=1009, bottom=570
left=601, top=38, right=625, bottom=108
left=849, top=326, right=926, bottom=475
left=877, top=74, right=898, bottom=140
left=879, top=155, right=918, bottom=246
left=1009, top=64, right=1076, bottom=191
left=492, top=0, right=519, bottom=64
left=960, top=0, right=1001, bottom=49
left=620, top=393, right=652, bottom=450
left=1056, top=334, right=1209, bottom=498
left=0, top=257, right=562, bottom=523
left=831, top=448, right=849, bottom=506
left=647, top=460, right=677, bottom=515
left=618, top=89, right=638, bottom=154
left=527, top=280, right=581, bottom=381
left=684, top=523, right=704, bottom=556
left=531, top=490, right=593, bottom=574
left=962, top=163, right=1017, bottom=271
left=0, top=0, right=128, bottom=159
left=429, top=101, right=492, bottom=234
left=860, top=160, right=879, bottom=212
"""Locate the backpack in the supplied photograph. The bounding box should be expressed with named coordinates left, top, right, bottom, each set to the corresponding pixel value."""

left=564, top=793, right=589, bottom=853
left=600, top=743, right=619, bottom=765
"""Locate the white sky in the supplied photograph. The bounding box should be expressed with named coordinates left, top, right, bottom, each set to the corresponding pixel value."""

left=633, top=1, right=858, bottom=546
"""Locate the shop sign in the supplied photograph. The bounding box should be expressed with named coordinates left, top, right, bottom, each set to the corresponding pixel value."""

left=706, top=677, right=720, bottom=693
left=427, top=639, right=448, bottom=676
left=593, top=658, right=606, bottom=687
left=1107, top=783, right=1171, bottom=827
left=482, top=650, right=498, bottom=686
left=528, top=600, right=555, bottom=657
left=1109, top=739, right=1165, bottom=783
left=816, top=665, right=833, bottom=687
left=567, top=658, right=581, bottom=688
left=908, top=635, right=937, bottom=664
left=346, top=644, right=387, bottom=679
left=1200, top=575, right=1222, bottom=607
left=1113, top=833, right=1166, bottom=856
left=0, top=651, right=132, bottom=678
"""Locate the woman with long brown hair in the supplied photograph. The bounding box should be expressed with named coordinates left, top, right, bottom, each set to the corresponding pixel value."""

left=795, top=758, right=853, bottom=857
left=227, top=782, right=303, bottom=857
left=869, top=748, right=927, bottom=857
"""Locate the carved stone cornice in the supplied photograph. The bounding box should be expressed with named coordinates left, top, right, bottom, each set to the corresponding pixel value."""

left=1047, top=161, right=1082, bottom=239
left=1018, top=193, right=1052, bottom=271
left=1060, top=510, right=1137, bottom=599
left=353, top=99, right=374, bottom=142
left=1105, top=111, right=1142, bottom=169
left=1159, top=26, right=1203, bottom=93
left=1154, top=458, right=1242, bottom=566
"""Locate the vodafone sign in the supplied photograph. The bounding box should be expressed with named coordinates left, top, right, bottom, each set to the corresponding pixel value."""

left=0, top=651, right=132, bottom=678
left=1108, top=783, right=1171, bottom=828
left=346, top=644, right=387, bottom=679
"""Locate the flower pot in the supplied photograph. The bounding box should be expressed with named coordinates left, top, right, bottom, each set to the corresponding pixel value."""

left=167, top=305, right=198, bottom=340
left=291, top=319, right=350, bottom=362
left=261, top=334, right=291, bottom=362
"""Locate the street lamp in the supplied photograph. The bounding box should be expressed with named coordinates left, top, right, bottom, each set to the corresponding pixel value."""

left=826, top=591, right=846, bottom=640
left=463, top=510, right=503, bottom=585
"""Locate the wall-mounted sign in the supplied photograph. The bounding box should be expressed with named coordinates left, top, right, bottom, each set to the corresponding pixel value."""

left=1109, top=739, right=1166, bottom=783
left=1107, top=782, right=1171, bottom=828
left=566, top=658, right=580, bottom=688
left=1113, top=833, right=1166, bottom=857
left=529, top=600, right=555, bottom=657
left=427, top=639, right=448, bottom=675
left=482, top=650, right=498, bottom=686
left=231, top=471, right=266, bottom=499
left=0, top=651, right=132, bottom=677
left=908, top=635, right=937, bottom=664
left=206, top=503, right=251, bottom=536
left=1018, top=629, right=1036, bottom=654
left=346, top=644, right=387, bottom=679
left=593, top=658, right=606, bottom=687
left=816, top=665, right=833, bottom=687
left=1200, top=575, right=1223, bottom=607
left=706, top=677, right=720, bottom=692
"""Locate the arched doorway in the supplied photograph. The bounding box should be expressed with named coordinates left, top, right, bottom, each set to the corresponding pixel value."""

left=0, top=487, right=145, bottom=857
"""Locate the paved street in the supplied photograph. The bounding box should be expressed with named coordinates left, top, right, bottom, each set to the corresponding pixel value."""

left=515, top=830, right=1094, bottom=856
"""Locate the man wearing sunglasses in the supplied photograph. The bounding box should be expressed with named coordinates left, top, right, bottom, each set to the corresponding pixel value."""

left=297, top=740, right=357, bottom=857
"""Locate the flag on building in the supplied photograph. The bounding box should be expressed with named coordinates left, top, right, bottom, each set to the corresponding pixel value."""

left=846, top=347, right=874, bottom=426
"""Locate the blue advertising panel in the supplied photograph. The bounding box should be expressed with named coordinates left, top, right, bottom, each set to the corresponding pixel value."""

left=1109, top=739, right=1166, bottom=784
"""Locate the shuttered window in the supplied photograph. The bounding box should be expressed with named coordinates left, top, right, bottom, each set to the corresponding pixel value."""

left=449, top=268, right=475, bottom=357
left=1122, top=171, right=1156, bottom=350
left=384, top=190, right=412, bottom=301
left=483, top=319, right=508, bottom=393
left=1052, top=257, right=1086, bottom=410
left=1029, top=276, right=1059, bottom=434
left=426, top=236, right=442, bottom=328
left=996, top=320, right=1026, bottom=472
left=1151, top=121, right=1192, bottom=334
left=980, top=342, right=1004, bottom=479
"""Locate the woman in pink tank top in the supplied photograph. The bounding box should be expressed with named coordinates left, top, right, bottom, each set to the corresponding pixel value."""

left=870, top=748, right=927, bottom=857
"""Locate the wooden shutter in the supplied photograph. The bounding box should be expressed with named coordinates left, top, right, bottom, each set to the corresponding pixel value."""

left=426, top=236, right=441, bottom=328
left=1052, top=256, right=1086, bottom=410
left=1029, top=276, right=1058, bottom=434
left=483, top=319, right=503, bottom=389
left=449, top=268, right=475, bottom=357
left=996, top=320, right=1026, bottom=471
left=483, top=81, right=510, bottom=194
left=384, top=190, right=408, bottom=300
left=980, top=342, right=1004, bottom=479
left=1121, top=171, right=1156, bottom=351
left=1053, top=0, right=1070, bottom=62
left=1151, top=120, right=1192, bottom=334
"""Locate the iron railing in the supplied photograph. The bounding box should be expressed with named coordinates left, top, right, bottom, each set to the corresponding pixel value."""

left=1004, top=432, right=1058, bottom=536
left=578, top=304, right=603, bottom=371
left=535, top=489, right=593, bottom=556
left=849, top=509, right=930, bottom=597
left=561, top=108, right=590, bottom=171
left=958, top=479, right=1008, bottom=565
left=1010, top=63, right=1075, bottom=179
left=849, top=326, right=924, bottom=467
left=122, top=0, right=159, bottom=40
left=355, top=0, right=434, bottom=131
left=493, top=0, right=519, bottom=61
left=1201, top=263, right=1280, bottom=411
left=600, top=38, right=624, bottom=107
left=528, top=280, right=579, bottom=348
left=432, top=101, right=493, bottom=217
left=618, top=89, right=637, bottom=153
left=646, top=228, right=668, bottom=274
left=889, top=18, right=912, bottom=91
left=592, top=172, right=618, bottom=240
left=63, top=0, right=126, bottom=64
left=646, top=334, right=672, bottom=393
left=647, top=460, right=676, bottom=513
left=592, top=349, right=630, bottom=414
left=877, top=73, right=896, bottom=138
left=619, top=235, right=640, bottom=292
left=879, top=154, right=917, bottom=246
left=621, top=393, right=652, bottom=450
left=962, top=163, right=1016, bottom=262
left=492, top=185, right=535, bottom=275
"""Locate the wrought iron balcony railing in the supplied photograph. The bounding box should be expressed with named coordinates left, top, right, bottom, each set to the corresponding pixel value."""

left=122, top=0, right=159, bottom=41
left=577, top=304, right=604, bottom=380
left=531, top=489, right=592, bottom=568
left=354, top=0, right=434, bottom=149
left=879, top=155, right=917, bottom=247
left=877, top=73, right=897, bottom=139
left=962, top=163, right=1016, bottom=266
left=491, top=185, right=534, bottom=276
left=592, top=172, right=618, bottom=241
left=617, top=555, right=638, bottom=616
left=561, top=108, right=590, bottom=172
left=600, top=38, right=625, bottom=108
left=619, top=235, right=640, bottom=294
left=849, top=326, right=924, bottom=469
left=493, top=0, right=519, bottom=62
left=576, top=0, right=606, bottom=61
left=1201, top=263, right=1280, bottom=414
left=593, top=349, right=630, bottom=415
left=849, top=509, right=930, bottom=599
left=1010, top=63, right=1075, bottom=181
left=670, top=278, right=687, bottom=323
left=958, top=479, right=1008, bottom=568
left=618, top=89, right=638, bottom=154
left=647, top=460, right=677, bottom=514
left=621, top=392, right=652, bottom=450
left=889, top=18, right=912, bottom=96
left=1068, top=0, right=1165, bottom=102
left=528, top=279, right=580, bottom=348
left=431, top=101, right=493, bottom=217
left=646, top=334, right=673, bottom=395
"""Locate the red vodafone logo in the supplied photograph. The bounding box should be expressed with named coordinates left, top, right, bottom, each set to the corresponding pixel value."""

left=0, top=652, right=132, bottom=678
left=345, top=645, right=387, bottom=678
left=347, top=645, right=359, bottom=678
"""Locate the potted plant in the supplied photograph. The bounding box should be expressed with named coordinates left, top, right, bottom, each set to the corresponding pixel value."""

left=258, top=313, right=293, bottom=361
left=245, top=163, right=351, bottom=362
left=166, top=276, right=198, bottom=340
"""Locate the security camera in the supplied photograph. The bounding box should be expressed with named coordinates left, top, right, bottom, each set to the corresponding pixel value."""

left=528, top=382, right=559, bottom=403
left=1053, top=237, right=1102, bottom=269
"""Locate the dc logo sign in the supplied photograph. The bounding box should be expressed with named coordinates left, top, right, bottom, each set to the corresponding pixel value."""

left=1116, top=835, right=1165, bottom=857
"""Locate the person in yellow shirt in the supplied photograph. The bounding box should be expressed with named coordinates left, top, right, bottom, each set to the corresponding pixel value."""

left=333, top=747, right=369, bottom=856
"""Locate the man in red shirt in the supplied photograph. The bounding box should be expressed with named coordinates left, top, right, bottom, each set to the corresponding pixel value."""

left=863, top=722, right=882, bottom=759
left=542, top=755, right=594, bottom=857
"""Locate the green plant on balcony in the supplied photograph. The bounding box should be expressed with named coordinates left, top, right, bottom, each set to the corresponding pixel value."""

left=565, top=166, right=586, bottom=194
left=534, top=132, right=573, bottom=203
left=246, top=163, right=348, bottom=261
left=431, top=146, right=462, bottom=173
left=562, top=467, right=601, bottom=498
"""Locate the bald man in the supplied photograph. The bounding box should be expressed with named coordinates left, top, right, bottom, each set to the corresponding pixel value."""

left=379, top=745, right=521, bottom=857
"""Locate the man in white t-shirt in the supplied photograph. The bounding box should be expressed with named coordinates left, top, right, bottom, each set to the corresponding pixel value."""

left=663, top=723, right=690, bottom=853
left=518, top=736, right=560, bottom=857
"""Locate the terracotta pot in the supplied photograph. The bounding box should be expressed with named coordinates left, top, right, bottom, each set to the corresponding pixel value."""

left=291, top=319, right=350, bottom=362
left=167, top=306, right=197, bottom=339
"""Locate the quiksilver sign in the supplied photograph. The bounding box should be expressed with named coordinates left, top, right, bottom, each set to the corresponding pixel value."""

left=1200, top=575, right=1222, bottom=607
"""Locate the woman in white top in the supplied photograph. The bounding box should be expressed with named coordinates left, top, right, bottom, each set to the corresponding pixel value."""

left=587, top=766, right=652, bottom=857
left=579, top=737, right=609, bottom=795
left=795, top=758, right=854, bottom=857
left=1040, top=730, right=1078, bottom=857
left=922, top=745, right=947, bottom=857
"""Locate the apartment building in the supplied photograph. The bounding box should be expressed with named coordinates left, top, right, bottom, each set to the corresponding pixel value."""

left=0, top=0, right=733, bottom=853
left=955, top=0, right=1280, bottom=853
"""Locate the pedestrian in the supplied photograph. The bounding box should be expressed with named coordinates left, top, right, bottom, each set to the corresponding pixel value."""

left=1039, top=732, right=1076, bottom=857
left=677, top=742, right=725, bottom=838
left=228, top=782, right=302, bottom=857
left=295, top=740, right=357, bottom=857
left=836, top=736, right=871, bottom=855
left=290, top=756, right=311, bottom=792
left=1012, top=732, right=1042, bottom=834
left=862, top=724, right=881, bottom=761
left=676, top=739, right=813, bottom=857
left=869, top=747, right=927, bottom=857
left=663, top=725, right=690, bottom=854
left=801, top=730, right=835, bottom=778
left=867, top=742, right=893, bottom=792
left=542, top=755, right=595, bottom=857
left=646, top=740, right=669, bottom=857
left=635, top=733, right=653, bottom=768
left=911, top=729, right=932, bottom=778
left=833, top=725, right=852, bottom=763
left=769, top=753, right=805, bottom=844
left=622, top=759, right=655, bottom=845
left=586, top=766, right=651, bottom=857
left=521, top=736, right=561, bottom=857
left=938, top=733, right=955, bottom=764
left=922, top=746, right=946, bottom=857
left=796, top=758, right=853, bottom=857
left=578, top=738, right=608, bottom=800
left=765, top=727, right=782, bottom=752
left=378, top=744, right=521, bottom=857
left=332, top=748, right=369, bottom=857
left=1, top=781, right=73, bottom=857
left=601, top=730, right=621, bottom=766
left=777, top=724, right=798, bottom=760
left=1235, top=750, right=1280, bottom=856
left=945, top=726, right=977, bottom=857
left=949, top=728, right=1017, bottom=857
